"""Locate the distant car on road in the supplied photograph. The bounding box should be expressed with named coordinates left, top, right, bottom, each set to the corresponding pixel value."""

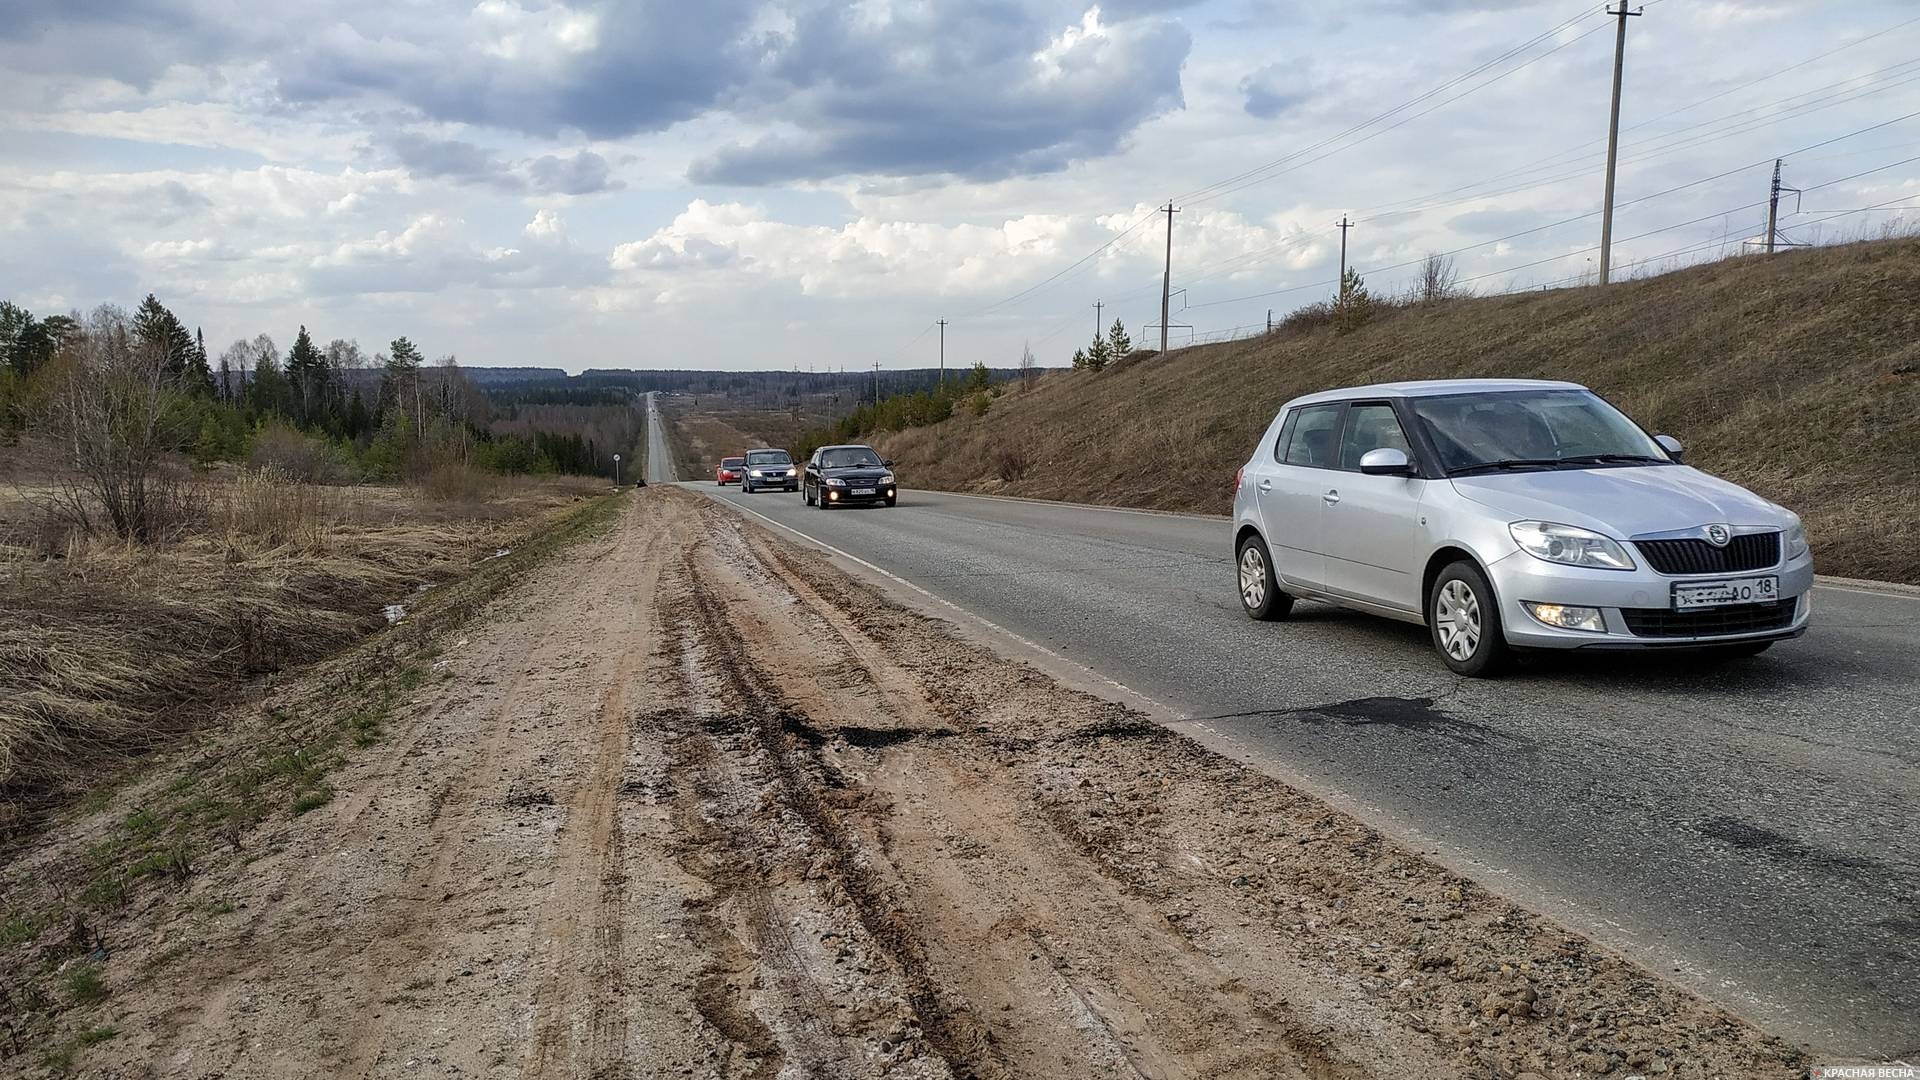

left=715, top=456, right=745, bottom=485
left=742, top=448, right=799, bottom=493
left=804, top=444, right=898, bottom=508
left=1232, top=379, right=1812, bottom=676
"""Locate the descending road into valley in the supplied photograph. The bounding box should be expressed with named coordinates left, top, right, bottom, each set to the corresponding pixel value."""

left=695, top=482, right=1920, bottom=1058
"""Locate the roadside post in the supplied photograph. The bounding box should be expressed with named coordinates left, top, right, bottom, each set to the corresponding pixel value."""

left=613, top=453, right=622, bottom=488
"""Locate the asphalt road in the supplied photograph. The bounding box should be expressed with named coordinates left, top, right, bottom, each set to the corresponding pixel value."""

left=642, top=392, right=677, bottom=485
left=692, top=481, right=1920, bottom=1059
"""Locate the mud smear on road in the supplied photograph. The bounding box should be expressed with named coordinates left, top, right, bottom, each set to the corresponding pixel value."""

left=4, top=489, right=1811, bottom=1079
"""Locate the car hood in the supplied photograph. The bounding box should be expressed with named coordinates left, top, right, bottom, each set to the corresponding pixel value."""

left=1449, top=466, right=1789, bottom=537
left=820, top=465, right=890, bottom=481
left=746, top=461, right=793, bottom=471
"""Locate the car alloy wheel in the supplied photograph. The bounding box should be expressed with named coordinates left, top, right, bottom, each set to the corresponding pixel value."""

left=1434, top=580, right=1480, bottom=661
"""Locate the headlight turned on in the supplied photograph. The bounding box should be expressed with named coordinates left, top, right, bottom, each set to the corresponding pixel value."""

left=1509, top=521, right=1635, bottom=571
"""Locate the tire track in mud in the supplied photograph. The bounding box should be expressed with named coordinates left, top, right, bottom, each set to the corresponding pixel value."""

left=665, top=548, right=988, bottom=1074
left=677, top=509, right=1345, bottom=1080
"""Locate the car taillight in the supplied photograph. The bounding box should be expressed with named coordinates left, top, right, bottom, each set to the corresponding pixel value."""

left=1235, top=466, right=1244, bottom=491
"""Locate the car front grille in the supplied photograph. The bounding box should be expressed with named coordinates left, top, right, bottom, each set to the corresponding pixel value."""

left=1620, top=601, right=1796, bottom=639
left=1634, top=532, right=1781, bottom=575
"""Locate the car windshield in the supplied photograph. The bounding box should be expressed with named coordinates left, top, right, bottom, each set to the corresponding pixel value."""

left=820, top=447, right=883, bottom=469
left=746, top=450, right=791, bottom=465
left=1404, top=389, right=1670, bottom=475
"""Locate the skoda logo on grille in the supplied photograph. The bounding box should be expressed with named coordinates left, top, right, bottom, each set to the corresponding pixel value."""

left=1704, top=524, right=1731, bottom=547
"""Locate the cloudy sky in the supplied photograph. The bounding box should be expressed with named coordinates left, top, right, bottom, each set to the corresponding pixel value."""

left=3, top=0, right=1917, bottom=373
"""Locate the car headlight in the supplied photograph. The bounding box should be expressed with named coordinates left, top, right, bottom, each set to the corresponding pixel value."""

left=1785, top=521, right=1808, bottom=560
left=879, top=473, right=895, bottom=485
left=1509, top=521, right=1635, bottom=570
left=786, top=468, right=797, bottom=477
left=826, top=478, right=847, bottom=487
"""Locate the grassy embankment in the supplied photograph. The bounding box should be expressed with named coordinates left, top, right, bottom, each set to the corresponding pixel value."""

left=875, top=238, right=1920, bottom=583
left=0, top=470, right=618, bottom=840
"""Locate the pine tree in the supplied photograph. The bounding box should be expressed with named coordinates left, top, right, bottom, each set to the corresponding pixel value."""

left=1071, top=347, right=1088, bottom=370
left=1083, top=333, right=1113, bottom=372
left=384, top=336, right=425, bottom=428
left=132, top=293, right=195, bottom=378
left=1106, top=319, right=1131, bottom=359
left=287, top=325, right=325, bottom=424
left=0, top=302, right=49, bottom=377
left=964, top=360, right=990, bottom=393
left=1332, top=268, right=1375, bottom=335
left=249, top=334, right=292, bottom=416
left=190, top=327, right=214, bottom=396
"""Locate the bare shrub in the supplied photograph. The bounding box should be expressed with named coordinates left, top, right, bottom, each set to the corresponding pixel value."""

left=1415, top=252, right=1468, bottom=304
left=993, top=444, right=1030, bottom=482
left=250, top=422, right=346, bottom=483
left=41, top=306, right=195, bottom=541
left=416, top=462, right=497, bottom=505
left=1276, top=301, right=1333, bottom=335
left=214, top=466, right=342, bottom=549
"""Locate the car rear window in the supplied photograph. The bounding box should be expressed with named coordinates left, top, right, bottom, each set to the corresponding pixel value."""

left=1281, top=405, right=1343, bottom=467
left=721, top=457, right=745, bottom=466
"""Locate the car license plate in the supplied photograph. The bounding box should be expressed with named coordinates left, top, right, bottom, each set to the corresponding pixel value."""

left=1673, top=575, right=1779, bottom=610
left=852, top=487, right=876, bottom=496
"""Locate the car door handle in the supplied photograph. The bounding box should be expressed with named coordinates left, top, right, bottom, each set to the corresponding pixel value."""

left=1257, top=479, right=1272, bottom=491
left=1322, top=489, right=1341, bottom=505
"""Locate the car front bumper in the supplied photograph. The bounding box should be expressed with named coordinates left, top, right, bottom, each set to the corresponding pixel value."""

left=822, top=485, right=896, bottom=505
left=746, top=474, right=798, bottom=488
left=1487, top=549, right=1814, bottom=650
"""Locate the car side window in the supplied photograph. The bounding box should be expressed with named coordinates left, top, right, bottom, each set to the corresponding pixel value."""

left=1271, top=411, right=1298, bottom=462
left=1339, top=403, right=1412, bottom=471
left=1281, top=405, right=1344, bottom=468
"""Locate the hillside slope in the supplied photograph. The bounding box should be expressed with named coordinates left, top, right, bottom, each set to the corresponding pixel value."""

left=877, top=238, right=1920, bottom=584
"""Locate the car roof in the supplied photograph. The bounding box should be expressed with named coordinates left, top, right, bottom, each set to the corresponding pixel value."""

left=745, top=447, right=790, bottom=454
left=721, top=455, right=745, bottom=462
left=1280, top=378, right=1588, bottom=410
left=818, top=443, right=877, bottom=452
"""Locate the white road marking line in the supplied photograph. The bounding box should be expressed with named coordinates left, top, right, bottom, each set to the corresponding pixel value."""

left=1813, top=582, right=1920, bottom=602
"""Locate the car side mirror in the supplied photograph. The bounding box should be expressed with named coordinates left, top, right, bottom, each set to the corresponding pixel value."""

left=882, top=459, right=894, bottom=467
left=1359, top=447, right=1413, bottom=476
left=1654, top=434, right=1684, bottom=461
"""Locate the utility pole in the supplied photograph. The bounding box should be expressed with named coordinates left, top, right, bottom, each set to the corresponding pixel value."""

left=1764, top=159, right=1803, bottom=254
left=873, top=361, right=880, bottom=406
left=1598, top=2, right=1644, bottom=284
left=1336, top=216, right=1354, bottom=300
left=1158, top=201, right=1179, bottom=355
left=1094, top=300, right=1104, bottom=341
left=936, top=319, right=948, bottom=385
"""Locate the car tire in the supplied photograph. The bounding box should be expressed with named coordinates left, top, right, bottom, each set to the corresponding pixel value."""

left=1236, top=535, right=1293, bottom=621
left=803, top=486, right=814, bottom=506
left=884, top=494, right=897, bottom=507
left=1429, top=561, right=1512, bottom=677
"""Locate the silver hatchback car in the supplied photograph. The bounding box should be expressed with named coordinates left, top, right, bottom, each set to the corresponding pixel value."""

left=1232, top=379, right=1812, bottom=675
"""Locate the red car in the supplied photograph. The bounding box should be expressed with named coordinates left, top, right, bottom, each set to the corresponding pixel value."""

left=715, top=456, right=746, bottom=485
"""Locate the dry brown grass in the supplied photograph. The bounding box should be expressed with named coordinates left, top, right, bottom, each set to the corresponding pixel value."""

left=878, top=238, right=1920, bottom=583
left=0, top=470, right=609, bottom=836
